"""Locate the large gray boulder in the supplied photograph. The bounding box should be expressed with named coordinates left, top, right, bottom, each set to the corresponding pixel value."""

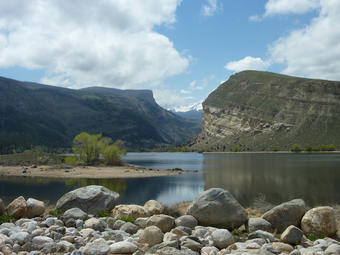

left=186, top=188, right=248, bottom=229
left=56, top=185, right=119, bottom=214
left=262, top=199, right=306, bottom=233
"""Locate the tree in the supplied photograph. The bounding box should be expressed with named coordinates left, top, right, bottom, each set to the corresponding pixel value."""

left=72, top=132, right=126, bottom=165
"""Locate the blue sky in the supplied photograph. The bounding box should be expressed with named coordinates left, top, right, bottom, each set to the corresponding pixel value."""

left=0, top=0, right=339, bottom=109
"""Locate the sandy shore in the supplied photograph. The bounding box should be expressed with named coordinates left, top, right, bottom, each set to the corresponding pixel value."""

left=0, top=164, right=189, bottom=179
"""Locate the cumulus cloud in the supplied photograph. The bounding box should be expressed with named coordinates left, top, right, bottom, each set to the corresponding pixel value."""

left=0, top=0, right=188, bottom=89
left=225, top=56, right=271, bottom=72
left=154, top=89, right=193, bottom=110
left=269, top=0, right=340, bottom=80
left=264, top=0, right=320, bottom=16
left=201, top=0, right=222, bottom=17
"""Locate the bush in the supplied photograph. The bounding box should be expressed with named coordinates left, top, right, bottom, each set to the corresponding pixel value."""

left=64, top=156, right=78, bottom=165
left=49, top=209, right=63, bottom=217
left=272, top=146, right=278, bottom=152
left=290, top=144, right=302, bottom=152
left=231, top=145, right=241, bottom=152
left=305, top=146, right=313, bottom=152
left=320, top=144, right=337, bottom=151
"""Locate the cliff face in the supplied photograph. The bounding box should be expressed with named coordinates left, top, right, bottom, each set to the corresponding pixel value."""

left=192, top=71, right=340, bottom=151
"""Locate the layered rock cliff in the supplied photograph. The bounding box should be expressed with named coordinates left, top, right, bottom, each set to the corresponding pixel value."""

left=191, top=71, right=340, bottom=151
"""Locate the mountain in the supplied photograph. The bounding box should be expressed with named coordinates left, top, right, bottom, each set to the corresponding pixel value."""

left=0, top=76, right=201, bottom=153
left=191, top=71, right=340, bottom=151
left=171, top=101, right=203, bottom=120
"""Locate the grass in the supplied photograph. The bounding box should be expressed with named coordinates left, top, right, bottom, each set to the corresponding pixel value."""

left=0, top=214, right=14, bottom=224
left=96, top=210, right=112, bottom=218
left=48, top=209, right=63, bottom=217
left=116, top=216, right=134, bottom=223
left=0, top=151, right=64, bottom=166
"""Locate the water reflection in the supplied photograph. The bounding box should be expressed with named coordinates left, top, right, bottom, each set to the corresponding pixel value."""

left=0, top=153, right=339, bottom=207
left=202, top=153, right=340, bottom=207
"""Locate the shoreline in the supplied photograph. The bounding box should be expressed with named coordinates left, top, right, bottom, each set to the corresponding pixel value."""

left=203, top=151, right=340, bottom=155
left=0, top=164, right=191, bottom=179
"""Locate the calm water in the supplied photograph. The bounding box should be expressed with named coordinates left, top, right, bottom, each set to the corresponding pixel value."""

left=0, top=153, right=339, bottom=207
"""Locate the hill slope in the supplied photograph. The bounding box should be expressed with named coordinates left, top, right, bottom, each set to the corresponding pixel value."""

left=0, top=76, right=201, bottom=153
left=191, top=71, right=340, bottom=151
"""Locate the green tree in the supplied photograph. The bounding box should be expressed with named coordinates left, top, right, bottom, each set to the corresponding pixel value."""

left=290, top=144, right=302, bottom=152
left=72, top=132, right=126, bottom=165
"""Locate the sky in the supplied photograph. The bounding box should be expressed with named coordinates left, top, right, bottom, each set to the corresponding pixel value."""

left=0, top=0, right=339, bottom=110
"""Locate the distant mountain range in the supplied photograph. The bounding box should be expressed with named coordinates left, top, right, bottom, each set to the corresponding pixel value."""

left=171, top=101, right=203, bottom=120
left=0, top=76, right=201, bottom=153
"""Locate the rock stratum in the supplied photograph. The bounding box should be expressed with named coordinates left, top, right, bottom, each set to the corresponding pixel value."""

left=192, top=71, right=340, bottom=151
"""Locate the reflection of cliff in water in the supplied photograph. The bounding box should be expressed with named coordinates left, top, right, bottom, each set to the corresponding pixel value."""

left=202, top=154, right=340, bottom=207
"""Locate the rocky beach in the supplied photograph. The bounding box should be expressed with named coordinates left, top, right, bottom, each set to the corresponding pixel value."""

left=0, top=186, right=339, bottom=255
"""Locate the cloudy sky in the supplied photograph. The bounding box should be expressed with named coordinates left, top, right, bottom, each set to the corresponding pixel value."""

left=0, top=0, right=339, bottom=109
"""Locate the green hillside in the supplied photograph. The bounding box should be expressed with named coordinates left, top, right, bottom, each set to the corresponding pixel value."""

left=0, top=76, right=201, bottom=153
left=192, top=71, right=340, bottom=151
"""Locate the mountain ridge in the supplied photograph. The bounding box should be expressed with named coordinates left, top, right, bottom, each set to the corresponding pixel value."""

left=191, top=70, right=340, bottom=151
left=0, top=76, right=201, bottom=153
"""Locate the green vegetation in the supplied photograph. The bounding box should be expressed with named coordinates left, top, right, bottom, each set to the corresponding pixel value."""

left=96, top=210, right=111, bottom=217
left=0, top=151, right=63, bottom=166
left=290, top=144, right=302, bottom=152
left=116, top=216, right=135, bottom=223
left=72, top=132, right=126, bottom=165
left=272, top=146, right=278, bottom=152
left=0, top=214, right=13, bottom=224
left=305, top=146, right=313, bottom=152
left=48, top=209, right=63, bottom=217
left=320, top=144, right=337, bottom=151
left=231, top=145, right=241, bottom=152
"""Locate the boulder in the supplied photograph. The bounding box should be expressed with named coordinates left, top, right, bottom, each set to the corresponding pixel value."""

left=56, top=185, right=119, bottom=214
left=110, top=241, right=138, bottom=254
left=280, top=225, right=304, bottom=245
left=262, top=199, right=306, bottom=233
left=139, top=226, right=164, bottom=246
left=0, top=198, right=5, bottom=215
left=144, top=200, right=164, bottom=215
left=84, top=218, right=107, bottom=232
left=301, top=206, right=336, bottom=237
left=248, top=230, right=277, bottom=242
left=175, top=215, right=198, bottom=229
left=120, top=222, right=139, bottom=234
left=26, top=198, right=45, bottom=218
left=211, top=229, right=234, bottom=249
left=186, top=188, right=248, bottom=229
left=248, top=218, right=271, bottom=232
left=63, top=208, right=88, bottom=221
left=325, top=244, right=340, bottom=255
left=146, top=214, right=175, bottom=233
left=112, top=204, right=148, bottom=220
left=6, top=196, right=27, bottom=218
left=82, top=238, right=110, bottom=255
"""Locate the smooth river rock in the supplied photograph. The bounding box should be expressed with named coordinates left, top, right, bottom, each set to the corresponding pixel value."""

left=56, top=185, right=119, bottom=214
left=301, top=206, right=337, bottom=237
left=186, top=188, right=248, bottom=229
left=6, top=196, right=27, bottom=218
left=0, top=198, right=5, bottom=215
left=112, top=204, right=148, bottom=220
left=26, top=198, right=45, bottom=218
left=262, top=199, right=306, bottom=233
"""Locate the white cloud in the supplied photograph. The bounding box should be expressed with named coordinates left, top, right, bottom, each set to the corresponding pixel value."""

left=201, top=0, right=222, bottom=17
left=264, top=0, right=320, bottom=16
left=180, top=89, right=191, bottom=94
left=269, top=0, right=340, bottom=80
left=225, top=56, right=271, bottom=72
left=154, top=89, right=193, bottom=109
left=249, top=15, right=262, bottom=22
left=0, top=0, right=188, bottom=89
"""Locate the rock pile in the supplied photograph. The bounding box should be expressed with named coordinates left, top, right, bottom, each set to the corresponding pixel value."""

left=0, top=186, right=338, bottom=255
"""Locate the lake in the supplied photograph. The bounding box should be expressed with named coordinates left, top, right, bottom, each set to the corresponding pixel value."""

left=0, top=152, right=339, bottom=207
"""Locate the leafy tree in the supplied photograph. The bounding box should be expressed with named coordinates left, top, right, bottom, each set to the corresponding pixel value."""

left=231, top=145, right=241, bottom=152
left=72, top=132, right=125, bottom=165
left=290, top=144, right=302, bottom=152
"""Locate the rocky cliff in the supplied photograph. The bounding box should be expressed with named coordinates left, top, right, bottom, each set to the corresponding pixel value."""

left=191, top=71, right=340, bottom=151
